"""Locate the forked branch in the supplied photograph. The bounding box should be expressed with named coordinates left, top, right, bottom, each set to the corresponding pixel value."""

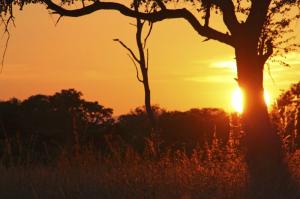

left=113, top=38, right=143, bottom=83
left=127, top=53, right=144, bottom=83
left=43, top=0, right=234, bottom=46
left=113, top=38, right=140, bottom=64
left=143, top=22, right=153, bottom=49
left=0, top=7, right=15, bottom=73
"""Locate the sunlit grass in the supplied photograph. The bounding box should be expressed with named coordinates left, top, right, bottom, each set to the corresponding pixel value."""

left=1, top=137, right=300, bottom=198
left=0, top=138, right=247, bottom=199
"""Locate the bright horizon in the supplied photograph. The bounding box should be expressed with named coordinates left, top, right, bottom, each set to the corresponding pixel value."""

left=0, top=4, right=300, bottom=115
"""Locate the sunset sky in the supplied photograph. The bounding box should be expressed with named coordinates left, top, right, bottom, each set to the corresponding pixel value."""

left=1, top=2, right=300, bottom=115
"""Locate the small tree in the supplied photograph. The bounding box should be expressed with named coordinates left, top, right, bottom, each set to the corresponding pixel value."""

left=114, top=1, right=156, bottom=129
left=0, top=89, right=114, bottom=162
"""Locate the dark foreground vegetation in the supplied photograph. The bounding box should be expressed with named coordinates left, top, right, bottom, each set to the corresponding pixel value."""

left=0, top=89, right=231, bottom=164
left=1, top=139, right=300, bottom=199
left=0, top=81, right=300, bottom=199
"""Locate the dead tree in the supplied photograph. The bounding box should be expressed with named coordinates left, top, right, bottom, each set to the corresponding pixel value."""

left=114, top=1, right=155, bottom=129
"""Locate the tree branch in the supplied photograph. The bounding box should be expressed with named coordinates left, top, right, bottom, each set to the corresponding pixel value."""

left=261, top=39, right=273, bottom=63
left=202, top=0, right=211, bottom=27
left=55, top=15, right=63, bottom=26
left=43, top=0, right=234, bottom=46
left=0, top=9, right=14, bottom=73
left=113, top=38, right=140, bottom=64
left=146, top=48, right=149, bottom=70
left=127, top=53, right=144, bottom=83
left=143, top=22, right=153, bottom=49
left=211, top=0, right=239, bottom=35
left=154, top=0, right=166, bottom=10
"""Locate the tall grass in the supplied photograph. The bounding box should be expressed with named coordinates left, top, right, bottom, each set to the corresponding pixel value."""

left=1, top=135, right=300, bottom=199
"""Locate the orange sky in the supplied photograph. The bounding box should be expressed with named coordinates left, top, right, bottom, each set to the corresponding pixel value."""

left=0, top=3, right=300, bottom=115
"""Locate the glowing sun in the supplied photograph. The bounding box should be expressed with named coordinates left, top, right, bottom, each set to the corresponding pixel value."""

left=231, top=88, right=271, bottom=113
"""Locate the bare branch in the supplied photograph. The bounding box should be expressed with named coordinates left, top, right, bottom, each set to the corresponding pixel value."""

left=113, top=38, right=140, bottom=63
left=1, top=30, right=10, bottom=73
left=43, top=0, right=234, bottom=46
left=203, top=0, right=211, bottom=27
left=266, top=62, right=275, bottom=86
left=146, top=48, right=149, bottom=70
left=129, top=22, right=137, bottom=27
left=55, top=15, right=63, bottom=26
left=143, top=22, right=153, bottom=49
left=0, top=11, right=14, bottom=73
left=127, top=53, right=143, bottom=83
left=211, top=0, right=239, bottom=34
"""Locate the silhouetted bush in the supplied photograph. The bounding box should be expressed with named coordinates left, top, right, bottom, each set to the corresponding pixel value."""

left=271, top=81, right=300, bottom=152
left=0, top=89, right=114, bottom=164
left=113, top=106, right=163, bottom=153
left=114, top=106, right=230, bottom=154
left=5, top=86, right=300, bottom=165
left=158, top=108, right=230, bottom=153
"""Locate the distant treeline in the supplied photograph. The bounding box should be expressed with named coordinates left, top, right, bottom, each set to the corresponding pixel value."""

left=0, top=83, right=299, bottom=164
left=0, top=89, right=232, bottom=163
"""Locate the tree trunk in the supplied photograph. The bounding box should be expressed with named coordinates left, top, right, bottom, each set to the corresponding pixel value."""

left=235, top=47, right=292, bottom=197
left=142, top=71, right=156, bottom=129
left=135, top=14, right=156, bottom=130
left=236, top=49, right=281, bottom=164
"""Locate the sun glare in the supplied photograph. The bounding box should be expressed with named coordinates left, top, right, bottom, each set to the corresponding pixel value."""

left=231, top=88, right=243, bottom=113
left=231, top=88, right=271, bottom=113
left=264, top=91, right=271, bottom=107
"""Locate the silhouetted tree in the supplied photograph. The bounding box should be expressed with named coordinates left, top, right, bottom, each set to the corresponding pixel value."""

left=0, top=98, right=21, bottom=139
left=114, top=106, right=163, bottom=152
left=115, top=106, right=229, bottom=153
left=158, top=108, right=229, bottom=152
left=0, top=89, right=114, bottom=163
left=114, top=1, right=155, bottom=129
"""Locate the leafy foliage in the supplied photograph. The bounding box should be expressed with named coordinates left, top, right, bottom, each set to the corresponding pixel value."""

left=0, top=89, right=114, bottom=163
left=271, top=81, right=300, bottom=151
left=114, top=106, right=230, bottom=153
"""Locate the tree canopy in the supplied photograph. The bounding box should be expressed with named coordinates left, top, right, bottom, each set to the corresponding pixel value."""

left=0, top=89, right=114, bottom=162
left=2, top=0, right=299, bottom=62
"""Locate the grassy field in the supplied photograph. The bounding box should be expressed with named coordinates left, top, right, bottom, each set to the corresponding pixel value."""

left=1, top=138, right=300, bottom=199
